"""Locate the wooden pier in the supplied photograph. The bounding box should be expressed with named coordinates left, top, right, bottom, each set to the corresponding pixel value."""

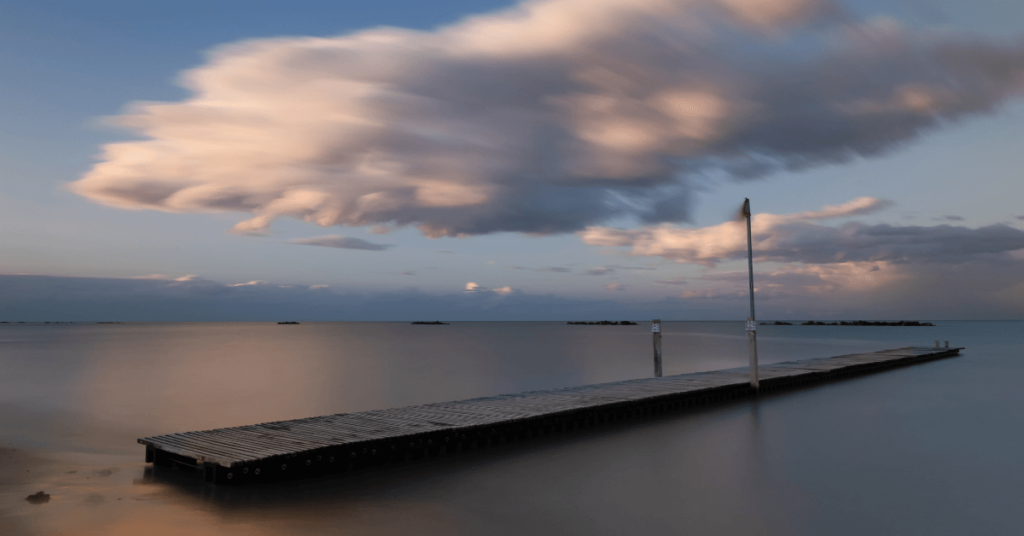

left=140, top=346, right=962, bottom=484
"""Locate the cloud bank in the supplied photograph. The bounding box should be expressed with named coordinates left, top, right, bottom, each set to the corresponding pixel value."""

left=580, top=197, right=1024, bottom=266
left=655, top=256, right=1024, bottom=320
left=71, top=0, right=1024, bottom=237
left=2, top=272, right=1020, bottom=321
left=578, top=197, right=1024, bottom=318
left=0, top=275, right=580, bottom=321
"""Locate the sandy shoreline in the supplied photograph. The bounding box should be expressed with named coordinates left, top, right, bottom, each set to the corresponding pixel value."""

left=0, top=444, right=170, bottom=535
left=1, top=445, right=54, bottom=535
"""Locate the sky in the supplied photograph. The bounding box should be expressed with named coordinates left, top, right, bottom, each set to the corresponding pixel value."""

left=1, top=0, right=1023, bottom=321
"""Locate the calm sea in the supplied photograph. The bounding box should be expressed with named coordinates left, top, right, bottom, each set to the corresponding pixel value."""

left=1, top=321, right=1021, bottom=535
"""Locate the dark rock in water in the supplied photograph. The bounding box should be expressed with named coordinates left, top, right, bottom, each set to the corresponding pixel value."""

left=25, top=491, right=50, bottom=504
left=277, top=321, right=300, bottom=325
left=802, top=320, right=934, bottom=326
left=411, top=321, right=449, bottom=325
left=761, top=321, right=793, bottom=325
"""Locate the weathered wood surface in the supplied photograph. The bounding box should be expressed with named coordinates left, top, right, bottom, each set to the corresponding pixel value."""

left=140, top=346, right=962, bottom=484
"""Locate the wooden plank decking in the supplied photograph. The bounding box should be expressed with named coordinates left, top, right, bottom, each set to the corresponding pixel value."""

left=140, top=346, right=962, bottom=484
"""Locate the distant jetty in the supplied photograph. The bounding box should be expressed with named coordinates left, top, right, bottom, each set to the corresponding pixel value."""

left=799, top=320, right=934, bottom=327
left=567, top=320, right=638, bottom=325
left=277, top=321, right=300, bottom=325
left=411, top=321, right=449, bottom=325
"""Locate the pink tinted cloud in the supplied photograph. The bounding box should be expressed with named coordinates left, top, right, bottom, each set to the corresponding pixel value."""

left=69, top=0, right=1024, bottom=237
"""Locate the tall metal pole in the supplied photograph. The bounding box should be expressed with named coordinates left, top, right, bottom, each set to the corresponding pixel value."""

left=744, top=198, right=759, bottom=390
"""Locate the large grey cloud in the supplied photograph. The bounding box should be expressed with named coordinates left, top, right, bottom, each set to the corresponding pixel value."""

left=70, top=0, right=1024, bottom=237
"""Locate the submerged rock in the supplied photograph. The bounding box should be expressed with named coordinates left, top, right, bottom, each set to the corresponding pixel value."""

left=25, top=491, right=50, bottom=504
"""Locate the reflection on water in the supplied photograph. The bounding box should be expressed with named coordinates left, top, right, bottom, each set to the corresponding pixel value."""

left=1, top=321, right=1022, bottom=535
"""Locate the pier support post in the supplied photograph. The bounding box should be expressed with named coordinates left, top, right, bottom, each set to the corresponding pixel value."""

left=652, top=319, right=662, bottom=377
left=151, top=448, right=173, bottom=468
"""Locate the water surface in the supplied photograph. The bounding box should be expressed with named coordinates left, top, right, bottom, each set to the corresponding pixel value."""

left=1, top=321, right=1020, bottom=535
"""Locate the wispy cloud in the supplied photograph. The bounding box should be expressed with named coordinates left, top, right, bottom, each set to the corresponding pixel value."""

left=70, top=1, right=1024, bottom=237
left=608, top=265, right=656, bottom=271
left=786, top=198, right=895, bottom=221
left=130, top=273, right=202, bottom=281
left=509, top=266, right=571, bottom=273
left=289, top=235, right=392, bottom=251
left=464, top=281, right=515, bottom=296
left=585, top=264, right=656, bottom=275
left=393, top=271, right=416, bottom=276
left=606, top=283, right=626, bottom=292
left=229, top=280, right=269, bottom=287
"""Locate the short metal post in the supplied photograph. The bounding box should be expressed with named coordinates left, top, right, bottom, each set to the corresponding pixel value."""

left=936, top=340, right=940, bottom=348
left=652, top=319, right=662, bottom=377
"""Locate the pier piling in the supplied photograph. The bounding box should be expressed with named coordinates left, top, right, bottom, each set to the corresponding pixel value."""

left=652, top=319, right=662, bottom=378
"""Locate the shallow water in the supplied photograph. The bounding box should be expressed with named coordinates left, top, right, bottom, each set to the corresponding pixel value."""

left=1, top=321, right=1021, bottom=535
